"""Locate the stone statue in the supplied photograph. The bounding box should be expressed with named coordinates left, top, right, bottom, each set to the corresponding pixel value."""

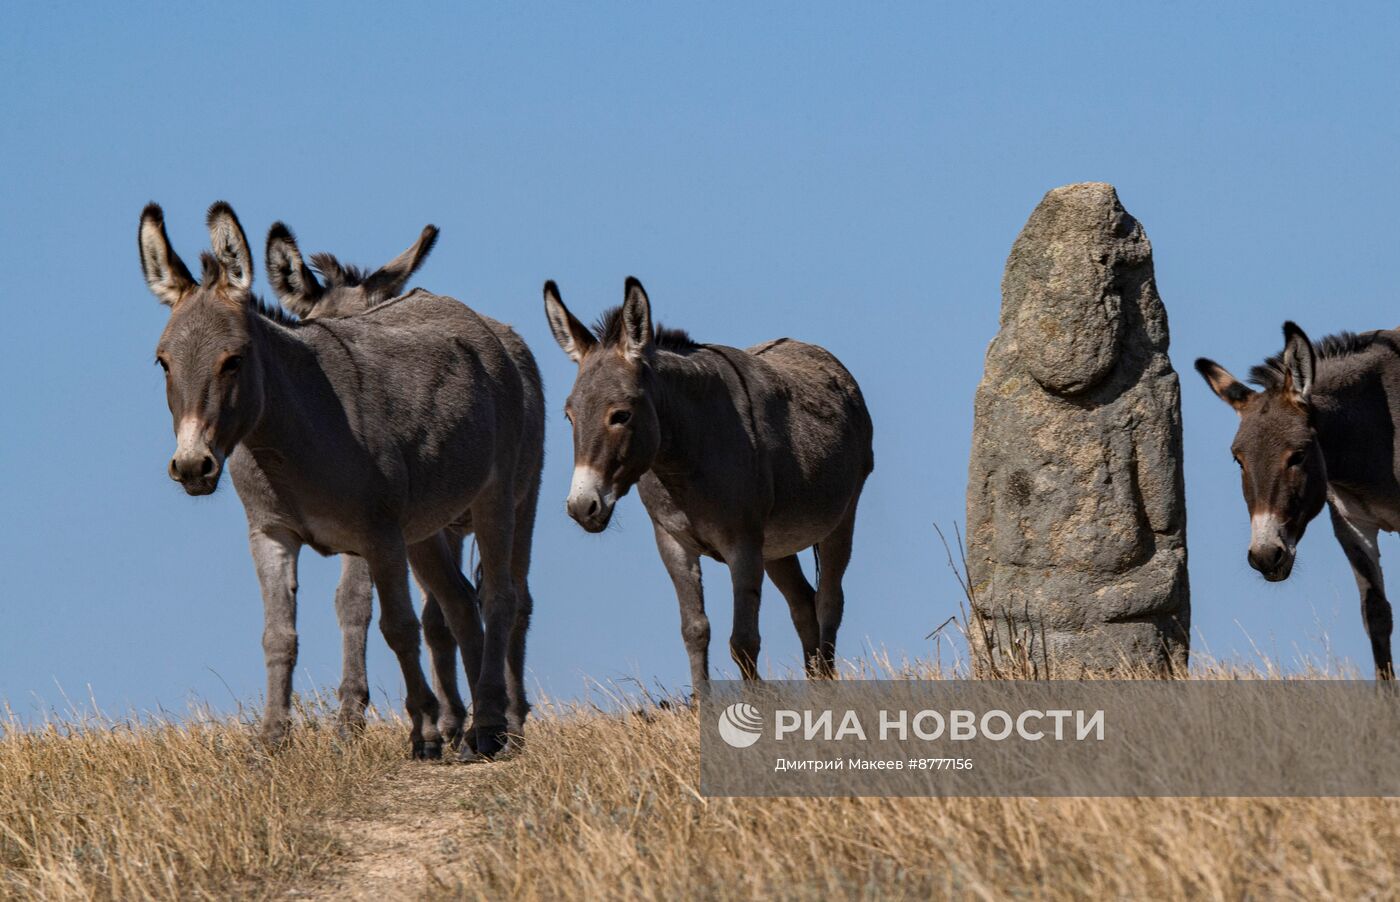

left=966, top=182, right=1189, bottom=674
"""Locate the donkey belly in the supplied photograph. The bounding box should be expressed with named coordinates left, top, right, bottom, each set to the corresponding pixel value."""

left=1331, top=484, right=1400, bottom=533
left=761, top=508, right=850, bottom=559
left=654, top=500, right=849, bottom=561
left=640, top=476, right=850, bottom=563
left=398, top=457, right=497, bottom=544
left=298, top=512, right=367, bottom=557
left=761, top=442, right=869, bottom=559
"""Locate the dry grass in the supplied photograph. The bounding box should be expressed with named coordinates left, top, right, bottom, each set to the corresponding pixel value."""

left=0, top=699, right=404, bottom=900
left=5, top=667, right=1400, bottom=901
left=440, top=673, right=1400, bottom=901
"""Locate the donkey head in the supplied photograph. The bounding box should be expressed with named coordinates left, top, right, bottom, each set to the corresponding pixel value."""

left=264, top=222, right=438, bottom=319
left=139, top=202, right=266, bottom=496
left=544, top=277, right=663, bottom=532
left=1196, top=322, right=1328, bottom=581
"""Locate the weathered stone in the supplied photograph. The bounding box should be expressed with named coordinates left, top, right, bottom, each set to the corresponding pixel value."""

left=966, top=183, right=1189, bottom=674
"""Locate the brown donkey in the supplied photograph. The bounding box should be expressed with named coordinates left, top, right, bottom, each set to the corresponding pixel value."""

left=264, top=221, right=544, bottom=752
left=544, top=278, right=873, bottom=684
left=1197, top=322, right=1400, bottom=678
left=139, top=202, right=536, bottom=758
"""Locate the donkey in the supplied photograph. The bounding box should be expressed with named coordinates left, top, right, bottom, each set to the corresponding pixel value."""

left=263, top=221, right=543, bottom=750
left=1197, top=322, right=1400, bottom=679
left=544, top=277, right=874, bottom=684
left=138, top=201, right=536, bottom=758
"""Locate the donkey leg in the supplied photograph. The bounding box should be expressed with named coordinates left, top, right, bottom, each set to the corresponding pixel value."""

left=446, top=532, right=486, bottom=723
left=466, top=486, right=520, bottom=758
left=728, top=542, right=766, bottom=681
left=506, top=478, right=541, bottom=737
left=407, top=532, right=497, bottom=758
left=249, top=527, right=301, bottom=747
left=813, top=501, right=860, bottom=678
left=365, top=541, right=443, bottom=759
left=653, top=523, right=710, bottom=691
left=421, top=593, right=468, bottom=747
left=417, top=531, right=480, bottom=747
left=1330, top=507, right=1395, bottom=679
left=505, top=580, right=535, bottom=736
left=765, top=555, right=822, bottom=677
left=333, top=555, right=373, bottom=737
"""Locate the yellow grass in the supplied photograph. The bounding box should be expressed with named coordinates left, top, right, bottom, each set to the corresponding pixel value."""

left=4, top=665, right=1399, bottom=901
left=0, top=700, right=404, bottom=900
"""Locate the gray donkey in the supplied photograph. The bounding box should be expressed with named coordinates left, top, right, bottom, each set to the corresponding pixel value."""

left=263, top=221, right=543, bottom=750
left=139, top=201, right=537, bottom=758
left=544, top=278, right=873, bottom=684
left=1197, top=322, right=1400, bottom=679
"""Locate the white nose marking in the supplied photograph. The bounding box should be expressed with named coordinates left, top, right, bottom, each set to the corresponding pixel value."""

left=1250, top=512, right=1291, bottom=551
left=174, top=417, right=225, bottom=469
left=568, top=465, right=617, bottom=508
left=569, top=465, right=600, bottom=502
left=175, top=417, right=204, bottom=455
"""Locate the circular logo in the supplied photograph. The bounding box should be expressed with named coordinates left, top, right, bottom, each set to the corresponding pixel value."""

left=717, top=702, right=764, bottom=748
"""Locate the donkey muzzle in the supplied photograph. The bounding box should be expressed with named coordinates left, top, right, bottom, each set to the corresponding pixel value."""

left=170, top=418, right=223, bottom=495
left=1248, top=512, right=1295, bottom=581
left=567, top=465, right=616, bottom=533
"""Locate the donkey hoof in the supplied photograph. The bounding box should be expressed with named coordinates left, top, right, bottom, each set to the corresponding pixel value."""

left=471, top=727, right=513, bottom=761
left=335, top=718, right=367, bottom=742
left=411, top=739, right=443, bottom=761
left=259, top=724, right=292, bottom=751
left=476, top=730, right=505, bottom=760
left=441, top=724, right=465, bottom=751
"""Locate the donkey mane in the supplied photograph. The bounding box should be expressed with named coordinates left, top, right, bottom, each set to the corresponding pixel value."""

left=1248, top=331, right=1381, bottom=389
left=252, top=294, right=301, bottom=326
left=308, top=253, right=375, bottom=288
left=197, top=252, right=300, bottom=326
left=592, top=305, right=700, bottom=352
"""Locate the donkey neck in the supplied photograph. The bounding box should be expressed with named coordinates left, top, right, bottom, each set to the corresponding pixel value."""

left=239, top=315, right=330, bottom=455
left=1311, top=351, right=1400, bottom=494
left=648, top=346, right=757, bottom=477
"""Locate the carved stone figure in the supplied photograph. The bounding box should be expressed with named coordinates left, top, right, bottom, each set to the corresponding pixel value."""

left=966, top=182, right=1189, bottom=673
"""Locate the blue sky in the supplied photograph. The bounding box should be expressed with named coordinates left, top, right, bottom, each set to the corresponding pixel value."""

left=3, top=3, right=1399, bottom=719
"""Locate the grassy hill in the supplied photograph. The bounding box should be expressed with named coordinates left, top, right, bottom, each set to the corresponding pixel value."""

left=4, top=666, right=1398, bottom=900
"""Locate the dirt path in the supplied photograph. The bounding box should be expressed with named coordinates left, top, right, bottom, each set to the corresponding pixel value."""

left=299, top=759, right=497, bottom=901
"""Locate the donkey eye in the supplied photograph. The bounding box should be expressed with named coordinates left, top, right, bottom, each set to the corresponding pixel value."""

left=609, top=409, right=632, bottom=427
left=1232, top=455, right=1242, bottom=468
left=220, top=355, right=243, bottom=375
left=155, top=357, right=169, bottom=373
left=1287, top=450, right=1306, bottom=468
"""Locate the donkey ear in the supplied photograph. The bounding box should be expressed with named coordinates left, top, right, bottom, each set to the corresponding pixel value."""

left=1281, top=321, right=1316, bottom=404
left=265, top=222, right=324, bottom=317
left=206, top=201, right=254, bottom=291
left=620, top=276, right=654, bottom=359
left=138, top=203, right=196, bottom=306
left=1195, top=358, right=1255, bottom=413
left=543, top=280, right=597, bottom=363
left=365, top=225, right=439, bottom=299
